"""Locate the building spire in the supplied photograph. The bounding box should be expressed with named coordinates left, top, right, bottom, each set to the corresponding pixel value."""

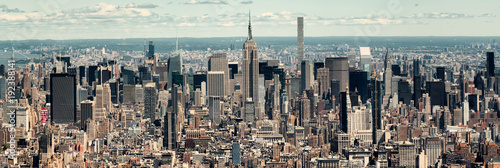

left=247, top=10, right=253, bottom=41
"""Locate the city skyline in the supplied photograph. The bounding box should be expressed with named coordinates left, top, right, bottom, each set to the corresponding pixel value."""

left=1, top=0, right=500, bottom=40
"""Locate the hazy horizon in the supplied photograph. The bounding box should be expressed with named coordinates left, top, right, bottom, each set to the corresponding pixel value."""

left=1, top=0, right=500, bottom=40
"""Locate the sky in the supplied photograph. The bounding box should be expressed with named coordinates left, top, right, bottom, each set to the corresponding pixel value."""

left=0, top=0, right=499, bottom=40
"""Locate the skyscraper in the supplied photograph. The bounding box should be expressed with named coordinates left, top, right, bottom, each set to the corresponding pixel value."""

left=487, top=52, right=495, bottom=78
left=168, top=52, right=183, bottom=90
left=208, top=53, right=229, bottom=95
left=325, top=57, right=349, bottom=93
left=384, top=49, right=392, bottom=97
left=339, top=91, right=348, bottom=133
left=144, top=83, right=157, bottom=120
left=232, top=141, right=241, bottom=166
left=317, top=68, right=329, bottom=99
left=208, top=96, right=222, bottom=124
left=207, top=71, right=225, bottom=97
left=242, top=12, right=259, bottom=112
left=297, top=17, right=304, bottom=70
left=301, top=59, right=313, bottom=92
left=148, top=41, right=154, bottom=58
left=0, top=76, right=5, bottom=101
left=87, top=65, right=98, bottom=86
left=50, top=73, right=77, bottom=124
left=80, top=100, right=93, bottom=130
left=359, top=47, right=372, bottom=78
left=436, top=66, right=446, bottom=81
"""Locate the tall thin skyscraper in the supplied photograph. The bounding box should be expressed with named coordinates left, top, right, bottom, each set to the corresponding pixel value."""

left=242, top=12, right=259, bottom=111
left=487, top=52, right=495, bottom=77
left=50, top=73, right=77, bottom=124
left=384, top=49, right=392, bottom=97
left=208, top=53, right=229, bottom=95
left=297, top=17, right=304, bottom=70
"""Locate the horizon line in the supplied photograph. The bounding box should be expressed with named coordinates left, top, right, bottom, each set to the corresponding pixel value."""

left=1, top=35, right=500, bottom=42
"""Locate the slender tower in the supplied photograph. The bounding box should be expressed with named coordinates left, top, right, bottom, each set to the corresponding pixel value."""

left=297, top=17, right=304, bottom=71
left=242, top=11, right=259, bottom=111
left=384, top=49, right=392, bottom=97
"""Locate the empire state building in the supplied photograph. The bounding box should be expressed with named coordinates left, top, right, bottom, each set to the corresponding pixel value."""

left=242, top=12, right=259, bottom=111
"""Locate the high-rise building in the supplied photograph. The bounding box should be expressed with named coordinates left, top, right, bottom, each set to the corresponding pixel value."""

left=207, top=71, right=225, bottom=97
left=208, top=53, right=229, bottom=95
left=164, top=105, right=176, bottom=150
left=0, top=76, right=5, bottom=101
left=242, top=13, right=259, bottom=110
left=347, top=52, right=356, bottom=67
left=164, top=85, right=180, bottom=150
left=244, top=98, right=255, bottom=124
left=168, top=52, right=183, bottom=90
left=339, top=91, right=348, bottom=133
left=399, top=141, right=416, bottom=167
left=487, top=52, right=495, bottom=78
left=427, top=81, right=446, bottom=107
left=102, top=83, right=112, bottom=110
left=109, top=79, right=118, bottom=104
left=317, top=68, right=329, bottom=99
left=144, top=83, right=157, bottom=121
left=148, top=41, right=155, bottom=58
left=208, top=96, right=222, bottom=124
left=228, top=62, right=238, bottom=79
left=193, top=71, right=207, bottom=90
left=325, top=57, right=349, bottom=92
left=135, top=85, right=144, bottom=103
left=50, top=73, right=77, bottom=124
left=232, top=141, right=241, bottom=166
left=384, top=49, right=392, bottom=97
left=123, top=85, right=135, bottom=104
left=359, top=47, right=372, bottom=77
left=79, top=66, right=86, bottom=86
left=425, top=137, right=442, bottom=166
left=313, top=62, right=324, bottom=80
left=301, top=59, right=313, bottom=92
left=349, top=69, right=369, bottom=103
left=414, top=75, right=422, bottom=108
left=436, top=66, right=446, bottom=81
left=122, top=67, right=135, bottom=85
left=98, top=66, right=112, bottom=84
left=80, top=100, right=93, bottom=130
left=87, top=65, right=98, bottom=86
left=297, top=17, right=304, bottom=69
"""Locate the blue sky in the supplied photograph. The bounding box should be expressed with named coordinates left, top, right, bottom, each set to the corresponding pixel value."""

left=1, top=0, right=499, bottom=40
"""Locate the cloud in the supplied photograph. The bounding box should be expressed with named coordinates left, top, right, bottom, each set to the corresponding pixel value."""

left=184, top=0, right=228, bottom=5
left=405, top=12, right=474, bottom=19
left=241, top=1, right=253, bottom=4
left=0, top=5, right=25, bottom=13
left=478, top=13, right=496, bottom=17
left=125, top=3, right=159, bottom=9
